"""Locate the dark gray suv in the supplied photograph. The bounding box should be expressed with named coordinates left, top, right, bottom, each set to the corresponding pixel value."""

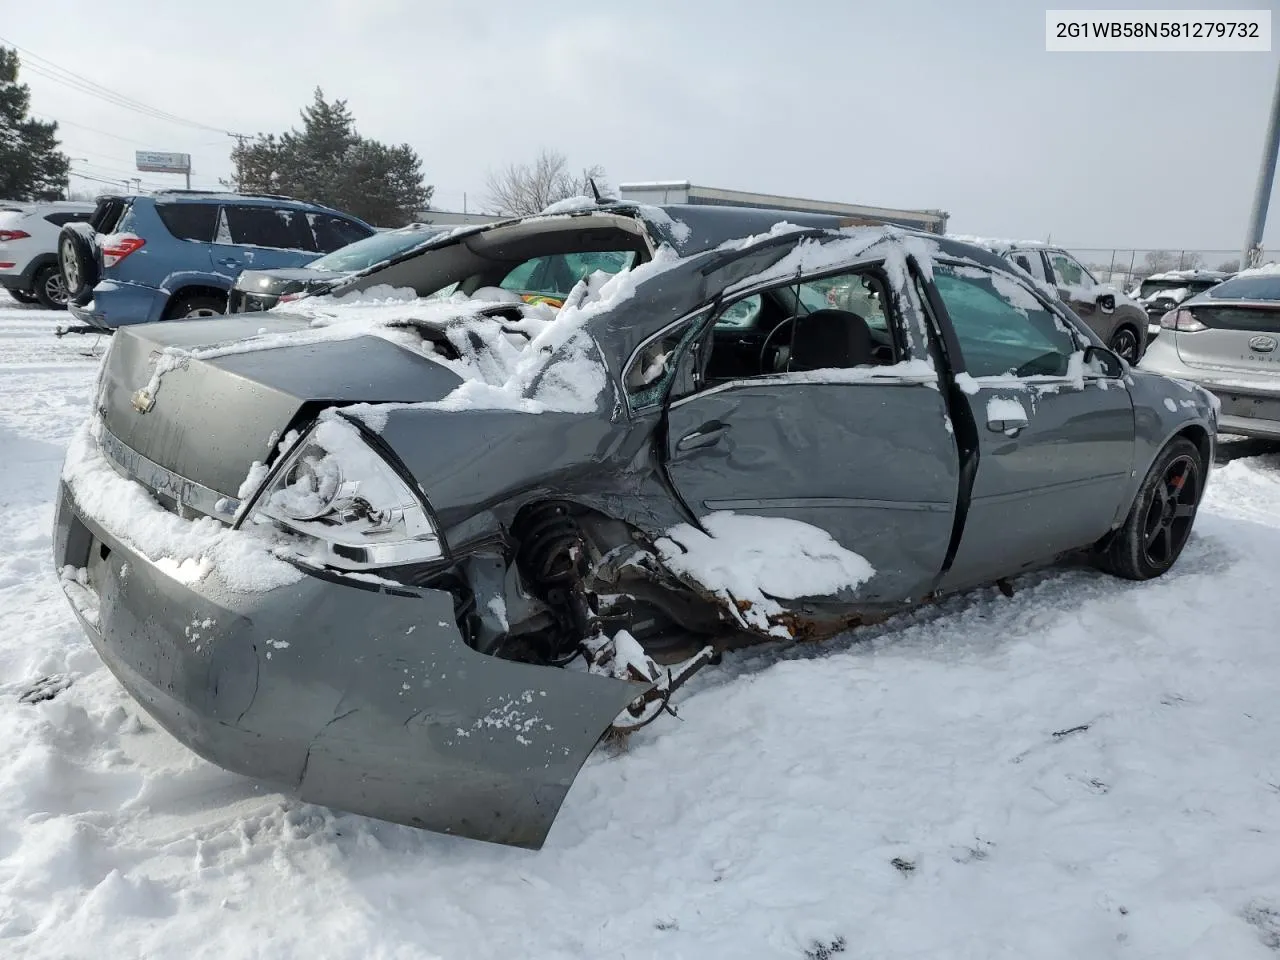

left=999, top=243, right=1150, bottom=363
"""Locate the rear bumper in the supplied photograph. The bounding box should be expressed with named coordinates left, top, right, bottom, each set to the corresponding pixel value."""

left=1216, top=412, right=1280, bottom=440
left=1140, top=340, right=1280, bottom=440
left=53, top=446, right=640, bottom=848
left=0, top=255, right=46, bottom=291
left=70, top=281, right=167, bottom=329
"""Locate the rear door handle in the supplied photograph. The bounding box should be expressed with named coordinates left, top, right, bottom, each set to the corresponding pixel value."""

left=676, top=421, right=728, bottom=452
left=217, top=257, right=241, bottom=267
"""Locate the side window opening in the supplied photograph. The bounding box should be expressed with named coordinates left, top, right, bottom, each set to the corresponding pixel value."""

left=932, top=264, right=1078, bottom=378
left=623, top=265, right=910, bottom=412
left=702, top=267, right=899, bottom=385
left=624, top=319, right=705, bottom=409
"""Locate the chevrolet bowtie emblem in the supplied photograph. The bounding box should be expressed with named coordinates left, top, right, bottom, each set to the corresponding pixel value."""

left=132, top=388, right=155, bottom=413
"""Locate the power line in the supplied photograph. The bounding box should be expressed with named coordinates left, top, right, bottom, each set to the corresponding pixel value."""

left=68, top=170, right=132, bottom=187
left=34, top=114, right=156, bottom=147
left=1, top=35, right=245, bottom=138
left=18, top=59, right=231, bottom=135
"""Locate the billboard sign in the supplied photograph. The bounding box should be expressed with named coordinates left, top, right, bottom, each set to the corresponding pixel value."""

left=135, top=151, right=191, bottom=174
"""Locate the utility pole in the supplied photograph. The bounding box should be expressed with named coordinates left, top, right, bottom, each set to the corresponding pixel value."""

left=1242, top=59, right=1280, bottom=269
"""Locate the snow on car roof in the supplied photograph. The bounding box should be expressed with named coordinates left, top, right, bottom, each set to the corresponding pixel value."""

left=1145, top=269, right=1232, bottom=282
left=946, top=234, right=1051, bottom=253
left=1234, top=261, right=1280, bottom=279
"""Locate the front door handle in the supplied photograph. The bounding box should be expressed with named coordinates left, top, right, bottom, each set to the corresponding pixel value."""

left=987, top=416, right=1029, bottom=436
left=217, top=257, right=241, bottom=267
left=676, top=421, right=728, bottom=452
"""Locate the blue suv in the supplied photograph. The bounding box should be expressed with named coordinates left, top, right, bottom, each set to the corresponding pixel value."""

left=58, top=191, right=374, bottom=329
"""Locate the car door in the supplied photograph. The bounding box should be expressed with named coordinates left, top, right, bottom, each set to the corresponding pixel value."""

left=653, top=260, right=960, bottom=604
left=210, top=204, right=319, bottom=276
left=925, top=262, right=1136, bottom=591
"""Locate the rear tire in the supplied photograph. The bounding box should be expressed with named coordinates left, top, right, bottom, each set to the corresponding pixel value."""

left=32, top=263, right=69, bottom=310
left=1097, top=436, right=1203, bottom=581
left=165, top=293, right=226, bottom=320
left=7, top=289, right=38, bottom=304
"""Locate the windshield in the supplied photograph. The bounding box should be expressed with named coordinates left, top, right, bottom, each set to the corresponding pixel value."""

left=307, top=226, right=443, bottom=273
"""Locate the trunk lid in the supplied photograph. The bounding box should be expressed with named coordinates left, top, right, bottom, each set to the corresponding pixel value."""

left=97, top=315, right=463, bottom=501
left=1174, top=302, right=1280, bottom=382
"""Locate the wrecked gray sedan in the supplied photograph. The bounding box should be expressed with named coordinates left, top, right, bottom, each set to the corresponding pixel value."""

left=54, top=203, right=1220, bottom=848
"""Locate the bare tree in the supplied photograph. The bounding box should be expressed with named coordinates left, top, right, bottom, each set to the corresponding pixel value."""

left=1142, top=250, right=1177, bottom=276
left=484, top=149, right=606, bottom=216
left=1142, top=249, right=1206, bottom=275
left=1216, top=258, right=1240, bottom=273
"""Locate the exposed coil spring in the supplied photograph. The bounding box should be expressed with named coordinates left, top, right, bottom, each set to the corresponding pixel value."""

left=513, top=502, right=584, bottom=589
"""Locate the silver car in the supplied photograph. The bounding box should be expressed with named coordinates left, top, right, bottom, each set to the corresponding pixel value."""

left=1141, top=269, right=1280, bottom=440
left=53, top=205, right=1220, bottom=848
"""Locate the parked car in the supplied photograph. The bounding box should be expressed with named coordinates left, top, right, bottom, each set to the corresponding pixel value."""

left=56, top=190, right=375, bottom=329
left=55, top=203, right=1217, bottom=848
left=0, top=201, right=95, bottom=308
left=970, top=240, right=1150, bottom=363
left=1131, top=269, right=1232, bottom=343
left=1140, top=267, right=1280, bottom=439
left=228, top=222, right=450, bottom=314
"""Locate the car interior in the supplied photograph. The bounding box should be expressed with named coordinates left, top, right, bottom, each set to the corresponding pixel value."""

left=339, top=215, right=653, bottom=305
left=622, top=268, right=901, bottom=405
left=699, top=269, right=899, bottom=383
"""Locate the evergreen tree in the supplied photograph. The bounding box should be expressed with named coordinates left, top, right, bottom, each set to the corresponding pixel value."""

left=229, top=89, right=430, bottom=227
left=0, top=46, right=70, bottom=201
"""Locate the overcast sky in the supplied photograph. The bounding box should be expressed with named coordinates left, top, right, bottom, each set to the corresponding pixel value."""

left=3, top=0, right=1278, bottom=255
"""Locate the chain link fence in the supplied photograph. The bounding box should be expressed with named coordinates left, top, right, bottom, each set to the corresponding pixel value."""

left=1060, top=248, right=1248, bottom=292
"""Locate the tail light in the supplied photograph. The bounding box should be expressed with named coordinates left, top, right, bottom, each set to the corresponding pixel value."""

left=0, top=229, right=31, bottom=242
left=101, top=234, right=145, bottom=268
left=1160, top=308, right=1206, bottom=333
left=277, top=292, right=305, bottom=304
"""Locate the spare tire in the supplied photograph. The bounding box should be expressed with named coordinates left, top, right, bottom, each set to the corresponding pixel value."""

left=58, top=223, right=100, bottom=307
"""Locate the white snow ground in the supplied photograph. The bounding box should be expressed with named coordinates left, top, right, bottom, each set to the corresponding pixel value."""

left=2, top=290, right=1280, bottom=960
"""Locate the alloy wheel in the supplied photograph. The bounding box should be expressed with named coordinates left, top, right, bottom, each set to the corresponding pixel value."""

left=1141, top=454, right=1199, bottom=566
left=44, top=270, right=68, bottom=307
left=1110, top=328, right=1140, bottom=363
left=60, top=241, right=80, bottom=292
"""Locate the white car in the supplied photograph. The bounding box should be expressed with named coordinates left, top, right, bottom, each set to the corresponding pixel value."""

left=1140, top=266, right=1280, bottom=439
left=0, top=201, right=96, bottom=309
